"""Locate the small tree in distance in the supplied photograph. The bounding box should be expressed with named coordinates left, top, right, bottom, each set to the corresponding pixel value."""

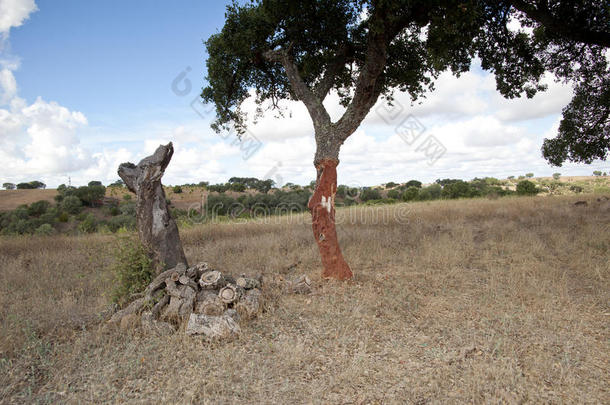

left=552, top=173, right=561, bottom=180
left=516, top=180, right=538, bottom=196
left=3, top=183, right=15, bottom=190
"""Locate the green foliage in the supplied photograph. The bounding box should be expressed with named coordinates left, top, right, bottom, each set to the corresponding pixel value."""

left=35, top=223, right=54, bottom=236
left=58, top=212, right=69, bottom=222
left=386, top=189, right=400, bottom=199
left=78, top=214, right=98, bottom=233
left=516, top=180, right=539, bottom=196
left=205, top=1, right=608, bottom=166
left=405, top=180, right=422, bottom=189
left=16, top=180, right=46, bottom=189
left=60, top=195, right=82, bottom=214
left=172, top=185, right=183, bottom=193
left=593, top=170, right=602, bottom=176
left=441, top=180, right=480, bottom=199
left=569, top=185, right=583, bottom=193
left=525, top=173, right=534, bottom=178
left=123, top=194, right=132, bottom=201
left=401, top=187, right=419, bottom=201
left=552, top=173, right=561, bottom=180
left=360, top=188, right=382, bottom=202
left=385, top=182, right=398, bottom=189
left=110, top=237, right=154, bottom=307
left=3, top=182, right=15, bottom=190
left=418, top=184, right=442, bottom=201
left=230, top=182, right=246, bottom=192
left=119, top=202, right=136, bottom=216
left=27, top=200, right=51, bottom=217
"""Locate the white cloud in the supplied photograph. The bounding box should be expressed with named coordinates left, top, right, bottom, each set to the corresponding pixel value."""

left=0, top=67, right=17, bottom=102
left=492, top=75, right=573, bottom=122
left=0, top=0, right=37, bottom=37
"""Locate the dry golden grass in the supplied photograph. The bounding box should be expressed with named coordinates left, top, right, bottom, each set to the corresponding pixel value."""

left=0, top=195, right=608, bottom=403
left=0, top=189, right=58, bottom=211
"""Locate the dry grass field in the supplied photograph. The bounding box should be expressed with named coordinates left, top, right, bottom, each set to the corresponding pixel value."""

left=0, top=195, right=609, bottom=403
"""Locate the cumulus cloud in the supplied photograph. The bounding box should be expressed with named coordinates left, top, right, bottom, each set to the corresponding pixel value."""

left=0, top=0, right=37, bottom=39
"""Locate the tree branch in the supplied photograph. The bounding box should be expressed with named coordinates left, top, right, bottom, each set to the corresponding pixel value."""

left=333, top=8, right=392, bottom=140
left=313, top=45, right=351, bottom=100
left=509, top=0, right=610, bottom=48
left=264, top=48, right=331, bottom=130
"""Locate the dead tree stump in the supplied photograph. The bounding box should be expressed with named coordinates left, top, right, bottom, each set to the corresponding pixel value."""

left=118, top=142, right=187, bottom=271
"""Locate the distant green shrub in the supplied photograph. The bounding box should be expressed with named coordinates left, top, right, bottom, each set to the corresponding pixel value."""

left=60, top=195, right=82, bottom=214
left=387, top=189, right=401, bottom=199
left=35, top=223, right=54, bottom=236
left=78, top=213, right=98, bottom=233
left=27, top=200, right=51, bottom=216
left=360, top=188, right=382, bottom=201
left=516, top=180, right=538, bottom=195
left=418, top=184, right=441, bottom=200
left=401, top=186, right=419, bottom=201
left=173, top=185, right=183, bottom=193
left=110, top=237, right=154, bottom=307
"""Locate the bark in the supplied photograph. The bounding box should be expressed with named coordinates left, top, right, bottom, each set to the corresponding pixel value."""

left=194, top=290, right=226, bottom=316
left=117, top=142, right=187, bottom=272
left=218, top=284, right=242, bottom=304
left=236, top=276, right=261, bottom=290
left=185, top=313, right=241, bottom=339
left=308, top=159, right=353, bottom=280
left=291, top=275, right=313, bottom=294
left=199, top=270, right=226, bottom=289
left=235, top=288, right=262, bottom=319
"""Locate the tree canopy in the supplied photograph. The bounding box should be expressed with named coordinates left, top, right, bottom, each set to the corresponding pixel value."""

left=203, top=0, right=608, bottom=165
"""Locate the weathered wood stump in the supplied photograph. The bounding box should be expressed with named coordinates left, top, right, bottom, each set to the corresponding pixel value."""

left=199, top=270, right=225, bottom=289
left=118, top=142, right=187, bottom=272
left=219, top=284, right=242, bottom=304
left=185, top=313, right=241, bottom=339
left=236, top=288, right=262, bottom=319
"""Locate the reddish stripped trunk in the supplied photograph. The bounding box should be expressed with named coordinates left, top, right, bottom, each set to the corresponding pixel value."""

left=308, top=159, right=353, bottom=280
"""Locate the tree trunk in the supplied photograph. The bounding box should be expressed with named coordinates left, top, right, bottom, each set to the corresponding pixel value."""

left=308, top=158, right=353, bottom=280
left=117, top=142, right=187, bottom=272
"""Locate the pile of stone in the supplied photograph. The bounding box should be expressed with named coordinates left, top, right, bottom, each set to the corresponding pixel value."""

left=108, top=261, right=311, bottom=340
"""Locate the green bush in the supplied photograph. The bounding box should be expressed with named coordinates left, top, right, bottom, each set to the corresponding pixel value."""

left=35, top=223, right=54, bottom=236
left=106, top=215, right=136, bottom=232
left=60, top=195, right=82, bottom=214
left=516, top=180, right=538, bottom=195
left=119, top=202, right=136, bottom=216
left=58, top=212, right=69, bottom=222
left=110, top=237, right=154, bottom=307
left=28, top=200, right=51, bottom=216
left=173, top=185, right=183, bottom=193
left=405, top=180, right=422, bottom=189
left=401, top=186, right=419, bottom=201
left=442, top=180, right=479, bottom=199
left=360, top=188, right=382, bottom=201
left=387, top=189, right=401, bottom=199
left=78, top=213, right=98, bottom=233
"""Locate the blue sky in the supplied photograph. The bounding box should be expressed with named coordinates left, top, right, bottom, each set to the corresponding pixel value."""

left=1, top=0, right=608, bottom=188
